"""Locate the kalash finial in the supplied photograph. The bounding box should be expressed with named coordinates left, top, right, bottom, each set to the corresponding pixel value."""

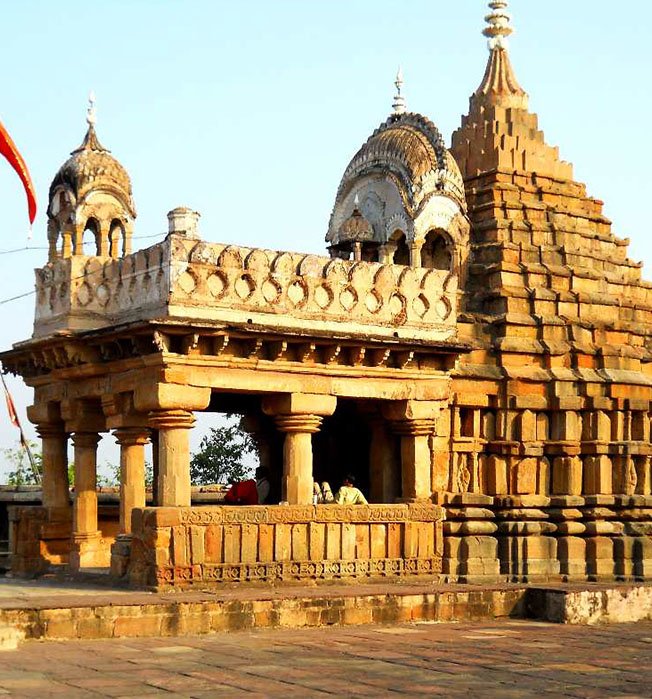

left=86, top=90, right=97, bottom=127
left=483, top=0, right=514, bottom=51
left=73, top=90, right=108, bottom=153
left=392, top=67, right=407, bottom=115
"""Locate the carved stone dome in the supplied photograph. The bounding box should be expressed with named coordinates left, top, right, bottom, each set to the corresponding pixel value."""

left=327, top=111, right=469, bottom=262
left=334, top=112, right=466, bottom=216
left=48, top=125, right=136, bottom=219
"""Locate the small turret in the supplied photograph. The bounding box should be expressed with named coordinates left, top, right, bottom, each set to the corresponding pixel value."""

left=47, top=93, right=136, bottom=262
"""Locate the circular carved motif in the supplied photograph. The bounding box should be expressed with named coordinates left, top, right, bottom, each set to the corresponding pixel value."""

left=206, top=272, right=226, bottom=298
left=389, top=292, right=406, bottom=317
left=340, top=286, right=358, bottom=312
left=262, top=278, right=282, bottom=304
left=365, top=291, right=382, bottom=314
left=178, top=271, right=196, bottom=294
left=412, top=293, right=429, bottom=318
left=435, top=296, right=452, bottom=320
left=287, top=280, right=307, bottom=307
left=234, top=274, right=255, bottom=300
left=76, top=282, right=92, bottom=307
left=314, top=284, right=333, bottom=309
left=96, top=284, right=110, bottom=307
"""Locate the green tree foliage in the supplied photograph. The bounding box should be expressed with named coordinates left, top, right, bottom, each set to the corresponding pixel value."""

left=190, top=419, right=256, bottom=485
left=97, top=462, right=154, bottom=488
left=2, top=442, right=42, bottom=485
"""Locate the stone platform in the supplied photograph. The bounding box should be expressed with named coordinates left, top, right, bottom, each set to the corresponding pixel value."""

left=0, top=576, right=651, bottom=644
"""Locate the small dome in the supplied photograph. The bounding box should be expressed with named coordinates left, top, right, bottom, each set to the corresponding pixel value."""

left=335, top=112, right=466, bottom=214
left=338, top=208, right=374, bottom=242
left=48, top=125, right=136, bottom=218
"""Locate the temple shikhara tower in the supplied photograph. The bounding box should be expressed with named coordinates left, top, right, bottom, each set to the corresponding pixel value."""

left=2, top=2, right=651, bottom=588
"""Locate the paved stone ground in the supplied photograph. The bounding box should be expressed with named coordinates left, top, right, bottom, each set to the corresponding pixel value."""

left=0, top=620, right=651, bottom=698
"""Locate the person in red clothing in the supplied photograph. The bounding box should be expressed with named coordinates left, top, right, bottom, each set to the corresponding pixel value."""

left=224, top=478, right=258, bottom=505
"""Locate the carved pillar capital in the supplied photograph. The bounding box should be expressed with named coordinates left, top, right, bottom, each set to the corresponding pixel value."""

left=113, top=427, right=150, bottom=447
left=71, top=432, right=101, bottom=450
left=149, top=409, right=196, bottom=431
left=391, top=418, right=437, bottom=436
left=275, top=415, right=324, bottom=434
left=36, top=422, right=67, bottom=440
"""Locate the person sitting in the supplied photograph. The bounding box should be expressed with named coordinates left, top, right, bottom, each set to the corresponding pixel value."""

left=321, top=481, right=335, bottom=503
left=334, top=474, right=368, bottom=505
left=224, top=477, right=259, bottom=505
left=255, top=466, right=271, bottom=504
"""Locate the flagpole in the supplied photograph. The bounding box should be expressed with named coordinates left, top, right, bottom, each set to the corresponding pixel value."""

left=1, top=373, right=41, bottom=484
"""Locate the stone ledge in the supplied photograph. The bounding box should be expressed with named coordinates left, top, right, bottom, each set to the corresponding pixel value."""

left=0, top=581, right=650, bottom=644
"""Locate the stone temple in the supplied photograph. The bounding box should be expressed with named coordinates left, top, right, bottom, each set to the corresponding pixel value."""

left=2, top=1, right=652, bottom=589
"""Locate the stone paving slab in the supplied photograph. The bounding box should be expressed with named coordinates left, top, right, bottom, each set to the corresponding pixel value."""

left=1, top=620, right=652, bottom=697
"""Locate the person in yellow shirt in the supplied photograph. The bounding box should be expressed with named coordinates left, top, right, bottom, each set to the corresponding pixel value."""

left=334, top=474, right=368, bottom=505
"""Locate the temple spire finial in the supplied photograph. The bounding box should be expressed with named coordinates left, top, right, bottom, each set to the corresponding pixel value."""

left=471, top=0, right=527, bottom=110
left=483, top=0, right=514, bottom=51
left=86, top=90, right=97, bottom=127
left=392, top=67, right=406, bottom=115
left=72, top=90, right=108, bottom=154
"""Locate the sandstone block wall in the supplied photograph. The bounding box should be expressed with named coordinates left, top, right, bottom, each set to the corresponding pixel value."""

left=128, top=504, right=444, bottom=590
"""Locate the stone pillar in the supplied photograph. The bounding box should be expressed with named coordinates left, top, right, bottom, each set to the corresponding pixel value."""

left=383, top=400, right=443, bottom=503
left=97, top=221, right=109, bottom=257
left=275, top=415, right=323, bottom=504
left=409, top=240, right=424, bottom=267
left=36, top=423, right=70, bottom=513
left=70, top=432, right=101, bottom=569
left=149, top=410, right=195, bottom=507
left=262, top=393, right=337, bottom=506
left=47, top=220, right=58, bottom=262
left=72, top=223, right=85, bottom=255
left=114, top=428, right=149, bottom=533
left=392, top=420, right=436, bottom=501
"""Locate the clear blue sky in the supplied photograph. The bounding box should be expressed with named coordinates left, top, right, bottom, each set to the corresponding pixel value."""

left=0, top=1, right=650, bottom=477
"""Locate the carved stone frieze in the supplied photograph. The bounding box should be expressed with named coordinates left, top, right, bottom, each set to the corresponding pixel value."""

left=178, top=504, right=445, bottom=526
left=154, top=557, right=443, bottom=587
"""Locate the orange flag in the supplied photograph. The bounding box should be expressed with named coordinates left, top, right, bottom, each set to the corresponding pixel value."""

left=0, top=118, right=36, bottom=225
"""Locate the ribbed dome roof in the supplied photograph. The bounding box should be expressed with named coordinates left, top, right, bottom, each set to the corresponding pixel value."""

left=49, top=125, right=136, bottom=218
left=336, top=112, right=466, bottom=213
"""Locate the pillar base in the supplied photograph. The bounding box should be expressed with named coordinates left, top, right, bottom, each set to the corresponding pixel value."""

left=69, top=531, right=107, bottom=570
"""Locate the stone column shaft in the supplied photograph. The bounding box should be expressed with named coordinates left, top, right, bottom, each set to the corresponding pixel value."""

left=114, top=428, right=149, bottom=534
left=37, top=424, right=70, bottom=511
left=72, top=432, right=100, bottom=538
left=149, top=410, right=195, bottom=507
left=275, top=415, right=323, bottom=505
left=409, top=240, right=424, bottom=267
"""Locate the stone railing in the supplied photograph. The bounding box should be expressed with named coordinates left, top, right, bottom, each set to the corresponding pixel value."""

left=128, top=503, right=444, bottom=590
left=34, top=235, right=458, bottom=343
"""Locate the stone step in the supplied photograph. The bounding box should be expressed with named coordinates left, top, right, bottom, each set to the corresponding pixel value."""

left=0, top=581, right=649, bottom=643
